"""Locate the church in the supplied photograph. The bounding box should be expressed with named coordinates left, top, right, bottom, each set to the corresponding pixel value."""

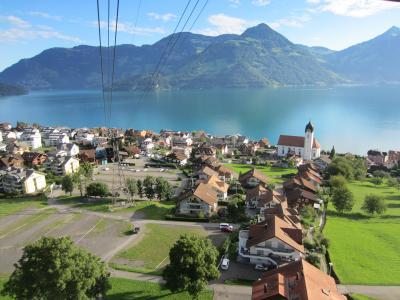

left=277, top=122, right=321, bottom=161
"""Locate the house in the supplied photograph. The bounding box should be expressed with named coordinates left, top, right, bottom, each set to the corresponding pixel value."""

left=297, top=168, right=322, bottom=187
left=20, top=128, right=42, bottom=149
left=283, top=177, right=318, bottom=194
left=172, top=136, right=192, bottom=147
left=22, top=152, right=47, bottom=167
left=259, top=138, right=270, bottom=148
left=43, top=130, right=70, bottom=147
left=204, top=175, right=229, bottom=201
left=141, top=138, right=154, bottom=152
left=47, top=156, right=79, bottom=176
left=193, top=144, right=217, bottom=158
left=0, top=122, right=12, bottom=131
left=0, top=155, right=24, bottom=170
left=1, top=168, right=46, bottom=194
left=197, top=166, right=219, bottom=180
left=367, top=150, right=388, bottom=166
left=238, top=142, right=260, bottom=156
left=285, top=188, right=319, bottom=209
left=252, top=259, right=346, bottom=300
left=246, top=185, right=282, bottom=210
left=239, top=168, right=269, bottom=188
left=213, top=165, right=234, bottom=182
left=238, top=215, right=304, bottom=265
left=277, top=122, right=321, bottom=161
left=313, top=155, right=332, bottom=171
left=75, top=132, right=95, bottom=143
left=261, top=201, right=301, bottom=229
left=57, top=143, right=80, bottom=157
left=178, top=182, right=218, bottom=216
left=165, top=150, right=188, bottom=166
left=215, top=144, right=229, bottom=155
left=78, top=149, right=97, bottom=164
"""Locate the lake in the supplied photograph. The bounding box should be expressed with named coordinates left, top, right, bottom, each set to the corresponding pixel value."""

left=0, top=86, right=399, bottom=154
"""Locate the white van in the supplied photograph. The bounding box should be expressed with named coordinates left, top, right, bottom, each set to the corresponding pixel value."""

left=221, top=258, right=230, bottom=270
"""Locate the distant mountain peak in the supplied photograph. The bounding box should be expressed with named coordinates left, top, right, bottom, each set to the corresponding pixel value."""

left=384, top=26, right=400, bottom=37
left=241, top=23, right=291, bottom=46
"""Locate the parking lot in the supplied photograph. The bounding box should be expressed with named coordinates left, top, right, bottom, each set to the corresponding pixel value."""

left=0, top=207, right=132, bottom=274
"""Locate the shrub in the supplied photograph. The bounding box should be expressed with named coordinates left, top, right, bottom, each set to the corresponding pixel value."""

left=303, top=238, right=314, bottom=251
left=306, top=253, right=320, bottom=268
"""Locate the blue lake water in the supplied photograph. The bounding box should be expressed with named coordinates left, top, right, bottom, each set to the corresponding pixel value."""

left=0, top=86, right=399, bottom=154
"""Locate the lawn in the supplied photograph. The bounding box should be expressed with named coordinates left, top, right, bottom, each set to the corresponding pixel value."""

left=56, top=196, right=174, bottom=219
left=224, top=163, right=296, bottom=184
left=0, top=195, right=48, bottom=216
left=324, top=180, right=400, bottom=285
left=0, top=277, right=213, bottom=300
left=106, top=277, right=213, bottom=300
left=114, top=224, right=207, bottom=274
left=351, top=294, right=378, bottom=300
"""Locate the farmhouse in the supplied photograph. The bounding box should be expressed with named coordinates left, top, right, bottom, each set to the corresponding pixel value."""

left=277, top=122, right=321, bottom=161
left=252, top=259, right=346, bottom=300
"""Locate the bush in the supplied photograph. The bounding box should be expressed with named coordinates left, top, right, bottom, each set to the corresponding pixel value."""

left=165, top=214, right=209, bottom=222
left=306, top=253, right=320, bottom=268
left=303, top=238, right=315, bottom=251
left=320, top=237, right=330, bottom=248
left=370, top=177, right=383, bottom=185
left=361, top=194, right=387, bottom=215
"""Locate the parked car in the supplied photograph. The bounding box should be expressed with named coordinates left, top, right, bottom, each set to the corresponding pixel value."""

left=221, top=258, right=230, bottom=270
left=254, top=264, right=269, bottom=271
left=219, top=223, right=230, bottom=230
left=221, top=226, right=233, bottom=233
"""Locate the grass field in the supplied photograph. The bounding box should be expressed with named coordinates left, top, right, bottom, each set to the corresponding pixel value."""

left=351, top=294, right=378, bottom=300
left=224, top=163, right=296, bottom=184
left=115, top=224, right=207, bottom=274
left=0, top=277, right=213, bottom=300
left=0, top=196, right=48, bottom=216
left=106, top=277, right=213, bottom=300
left=324, top=180, right=400, bottom=285
left=56, top=196, right=174, bottom=219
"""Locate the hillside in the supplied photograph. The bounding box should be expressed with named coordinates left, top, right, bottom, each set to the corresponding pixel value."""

left=0, top=82, right=27, bottom=96
left=0, top=24, right=399, bottom=90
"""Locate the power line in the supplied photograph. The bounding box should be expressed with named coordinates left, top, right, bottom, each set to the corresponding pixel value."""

left=96, top=0, right=107, bottom=127
left=109, top=0, right=120, bottom=125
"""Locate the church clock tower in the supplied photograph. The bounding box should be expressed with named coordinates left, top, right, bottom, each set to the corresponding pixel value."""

left=303, top=121, right=314, bottom=161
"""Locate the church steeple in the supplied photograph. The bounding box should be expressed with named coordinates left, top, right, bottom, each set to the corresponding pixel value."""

left=305, top=121, right=314, bottom=133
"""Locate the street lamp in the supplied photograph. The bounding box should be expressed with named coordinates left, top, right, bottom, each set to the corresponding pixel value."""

left=328, top=262, right=333, bottom=276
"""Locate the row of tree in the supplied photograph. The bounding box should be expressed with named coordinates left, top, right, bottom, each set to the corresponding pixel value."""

left=126, top=176, right=174, bottom=202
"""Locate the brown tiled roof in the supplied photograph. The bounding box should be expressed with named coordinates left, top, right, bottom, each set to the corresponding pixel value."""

left=167, top=150, right=187, bottom=161
left=193, top=182, right=218, bottom=205
left=239, top=168, right=269, bottom=185
left=283, top=177, right=318, bottom=193
left=286, top=188, right=318, bottom=205
left=206, top=175, right=229, bottom=193
left=246, top=216, right=304, bottom=253
left=200, top=166, right=219, bottom=177
left=215, top=165, right=234, bottom=176
left=246, top=184, right=267, bottom=202
left=252, top=259, right=346, bottom=300
left=277, top=135, right=320, bottom=149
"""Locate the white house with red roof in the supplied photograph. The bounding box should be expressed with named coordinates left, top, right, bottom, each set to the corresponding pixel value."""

left=277, top=122, right=321, bottom=161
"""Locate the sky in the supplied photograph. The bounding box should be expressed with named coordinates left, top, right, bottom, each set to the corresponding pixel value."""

left=1, top=0, right=400, bottom=71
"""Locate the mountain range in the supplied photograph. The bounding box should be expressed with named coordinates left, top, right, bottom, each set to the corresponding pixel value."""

left=0, top=24, right=399, bottom=91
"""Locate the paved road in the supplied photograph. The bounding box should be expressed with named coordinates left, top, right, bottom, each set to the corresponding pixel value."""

left=338, top=285, right=400, bottom=300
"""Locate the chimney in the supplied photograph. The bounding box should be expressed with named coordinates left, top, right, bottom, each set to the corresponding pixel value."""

left=264, top=283, right=268, bottom=293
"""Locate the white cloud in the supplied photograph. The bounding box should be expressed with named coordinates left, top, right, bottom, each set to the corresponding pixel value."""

left=306, top=0, right=320, bottom=4
left=0, top=15, right=82, bottom=43
left=147, top=12, right=177, bottom=22
left=229, top=0, right=241, bottom=8
left=310, top=0, right=400, bottom=18
left=269, top=14, right=311, bottom=29
left=196, top=13, right=258, bottom=36
left=252, top=0, right=271, bottom=7
left=29, top=11, right=62, bottom=21
left=0, top=15, right=31, bottom=28
left=97, top=20, right=165, bottom=36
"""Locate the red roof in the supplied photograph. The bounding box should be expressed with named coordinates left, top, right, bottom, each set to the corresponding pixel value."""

left=277, top=135, right=320, bottom=149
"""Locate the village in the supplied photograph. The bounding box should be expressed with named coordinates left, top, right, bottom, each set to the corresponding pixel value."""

left=1, top=120, right=400, bottom=300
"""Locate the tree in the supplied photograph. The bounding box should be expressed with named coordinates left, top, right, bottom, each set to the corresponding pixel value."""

left=137, top=179, right=144, bottom=198
left=331, top=185, right=355, bottom=213
left=86, top=182, right=109, bottom=198
left=1, top=237, right=110, bottom=300
left=125, top=178, right=137, bottom=202
left=387, top=177, right=400, bottom=189
left=61, top=175, right=74, bottom=196
left=155, top=177, right=173, bottom=201
left=80, top=162, right=94, bottom=179
left=328, top=175, right=347, bottom=195
left=163, top=235, right=219, bottom=298
left=329, top=146, right=336, bottom=159
left=362, top=194, right=387, bottom=215
left=143, top=176, right=156, bottom=200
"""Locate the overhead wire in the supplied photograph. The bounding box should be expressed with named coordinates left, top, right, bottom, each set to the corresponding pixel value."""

left=96, top=0, right=107, bottom=127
